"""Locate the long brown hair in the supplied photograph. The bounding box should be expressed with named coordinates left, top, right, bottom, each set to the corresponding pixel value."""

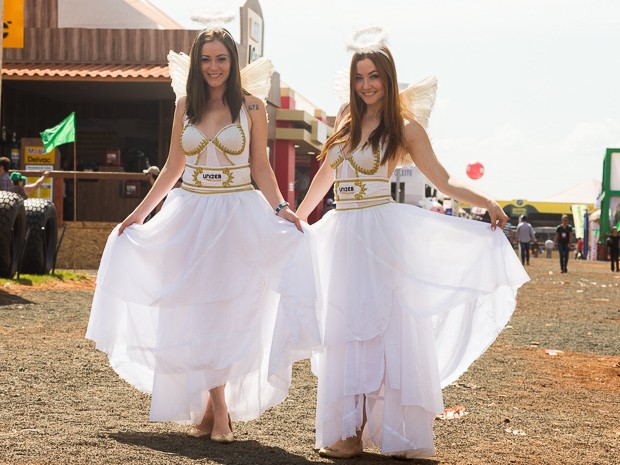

left=185, top=28, right=244, bottom=125
left=319, top=46, right=404, bottom=165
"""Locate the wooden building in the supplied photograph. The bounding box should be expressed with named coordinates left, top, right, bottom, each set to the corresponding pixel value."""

left=0, top=0, right=310, bottom=220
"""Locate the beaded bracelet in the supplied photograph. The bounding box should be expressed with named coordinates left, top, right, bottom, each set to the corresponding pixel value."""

left=275, top=201, right=289, bottom=215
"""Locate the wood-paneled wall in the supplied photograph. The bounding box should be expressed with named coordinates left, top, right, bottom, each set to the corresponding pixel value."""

left=4, top=0, right=198, bottom=64
left=25, top=0, right=58, bottom=28
left=4, top=28, right=198, bottom=64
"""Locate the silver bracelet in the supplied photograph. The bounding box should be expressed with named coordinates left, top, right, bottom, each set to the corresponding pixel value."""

left=275, top=201, right=289, bottom=215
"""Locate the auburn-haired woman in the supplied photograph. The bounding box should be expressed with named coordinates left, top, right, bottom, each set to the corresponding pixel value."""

left=297, top=38, right=528, bottom=458
left=87, top=28, right=319, bottom=443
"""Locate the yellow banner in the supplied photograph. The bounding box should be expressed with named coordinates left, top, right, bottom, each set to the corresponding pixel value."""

left=497, top=200, right=594, bottom=215
left=25, top=175, right=52, bottom=200
left=24, top=146, right=55, bottom=165
left=3, top=0, right=24, bottom=49
left=24, top=146, right=54, bottom=200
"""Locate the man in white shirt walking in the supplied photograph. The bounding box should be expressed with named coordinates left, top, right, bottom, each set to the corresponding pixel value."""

left=544, top=238, right=554, bottom=258
left=516, top=215, right=536, bottom=265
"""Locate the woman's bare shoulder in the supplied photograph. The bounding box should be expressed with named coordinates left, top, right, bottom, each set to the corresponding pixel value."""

left=244, top=94, right=265, bottom=112
left=333, top=103, right=351, bottom=130
left=402, top=115, right=427, bottom=142
left=175, top=96, right=187, bottom=116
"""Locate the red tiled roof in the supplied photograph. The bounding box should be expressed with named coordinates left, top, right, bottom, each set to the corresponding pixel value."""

left=1, top=63, right=170, bottom=81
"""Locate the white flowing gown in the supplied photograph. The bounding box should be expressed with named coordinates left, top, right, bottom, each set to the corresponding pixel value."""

left=86, top=107, right=320, bottom=424
left=311, top=142, right=529, bottom=458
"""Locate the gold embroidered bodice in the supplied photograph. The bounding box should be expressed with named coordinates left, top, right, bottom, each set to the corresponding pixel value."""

left=181, top=107, right=248, bottom=167
left=327, top=143, right=393, bottom=210
left=180, top=107, right=253, bottom=194
left=328, top=143, right=386, bottom=178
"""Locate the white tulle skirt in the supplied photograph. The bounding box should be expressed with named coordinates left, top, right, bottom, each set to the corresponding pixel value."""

left=86, top=188, right=320, bottom=424
left=311, top=202, right=529, bottom=458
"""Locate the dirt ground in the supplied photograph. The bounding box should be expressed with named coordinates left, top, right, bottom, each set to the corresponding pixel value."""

left=0, top=258, right=618, bottom=465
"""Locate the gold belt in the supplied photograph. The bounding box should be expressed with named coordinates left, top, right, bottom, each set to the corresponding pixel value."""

left=334, top=177, right=393, bottom=210
left=181, top=163, right=253, bottom=194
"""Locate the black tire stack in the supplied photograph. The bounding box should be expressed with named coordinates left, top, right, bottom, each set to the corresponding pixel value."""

left=0, top=193, right=58, bottom=278
left=0, top=191, right=26, bottom=278
left=21, top=199, right=58, bottom=275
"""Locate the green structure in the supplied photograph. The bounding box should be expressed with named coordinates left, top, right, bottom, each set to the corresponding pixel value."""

left=599, top=148, right=620, bottom=237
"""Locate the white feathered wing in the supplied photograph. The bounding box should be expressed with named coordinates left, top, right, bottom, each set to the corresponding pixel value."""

left=239, top=57, right=274, bottom=102
left=399, top=76, right=437, bottom=131
left=167, top=51, right=191, bottom=104
left=398, top=76, right=437, bottom=166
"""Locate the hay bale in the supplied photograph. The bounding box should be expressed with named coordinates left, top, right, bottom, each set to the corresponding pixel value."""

left=55, top=222, right=116, bottom=270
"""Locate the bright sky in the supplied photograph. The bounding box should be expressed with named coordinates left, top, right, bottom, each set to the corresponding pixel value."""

left=153, top=0, right=620, bottom=201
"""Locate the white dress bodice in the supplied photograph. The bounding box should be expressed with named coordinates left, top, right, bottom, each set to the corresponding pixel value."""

left=180, top=107, right=252, bottom=194
left=327, top=142, right=393, bottom=210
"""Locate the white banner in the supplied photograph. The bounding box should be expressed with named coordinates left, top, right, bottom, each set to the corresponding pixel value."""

left=571, top=204, right=588, bottom=239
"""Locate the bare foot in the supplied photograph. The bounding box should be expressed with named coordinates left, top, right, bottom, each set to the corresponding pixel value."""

left=192, top=398, right=214, bottom=435
left=318, top=435, right=363, bottom=459
left=207, top=386, right=234, bottom=443
left=211, top=408, right=232, bottom=438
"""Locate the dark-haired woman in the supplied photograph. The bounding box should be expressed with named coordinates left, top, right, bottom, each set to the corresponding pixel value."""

left=87, top=29, right=319, bottom=442
left=297, top=44, right=528, bottom=458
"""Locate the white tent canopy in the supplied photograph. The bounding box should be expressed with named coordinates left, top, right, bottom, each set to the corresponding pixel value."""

left=543, top=178, right=601, bottom=205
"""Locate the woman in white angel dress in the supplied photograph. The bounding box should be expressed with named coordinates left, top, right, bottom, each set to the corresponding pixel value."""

left=296, top=37, right=530, bottom=458
left=86, top=28, right=320, bottom=443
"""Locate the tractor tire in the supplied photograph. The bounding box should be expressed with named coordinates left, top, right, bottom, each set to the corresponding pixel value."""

left=0, top=191, right=26, bottom=278
left=21, top=198, right=58, bottom=275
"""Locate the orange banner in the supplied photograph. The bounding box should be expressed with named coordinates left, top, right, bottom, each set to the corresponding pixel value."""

left=3, top=0, right=24, bottom=49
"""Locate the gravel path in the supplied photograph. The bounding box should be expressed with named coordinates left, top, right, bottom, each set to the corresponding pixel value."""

left=0, top=258, right=618, bottom=464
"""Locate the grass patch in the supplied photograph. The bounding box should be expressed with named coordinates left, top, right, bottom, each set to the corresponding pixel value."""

left=0, top=270, right=91, bottom=287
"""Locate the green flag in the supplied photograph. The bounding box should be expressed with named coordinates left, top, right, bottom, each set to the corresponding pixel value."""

left=40, top=112, right=76, bottom=153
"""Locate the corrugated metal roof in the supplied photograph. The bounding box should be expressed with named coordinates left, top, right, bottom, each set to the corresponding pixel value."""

left=1, top=63, right=170, bottom=81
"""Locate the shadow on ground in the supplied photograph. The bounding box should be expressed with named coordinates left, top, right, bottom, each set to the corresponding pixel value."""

left=0, top=291, right=33, bottom=306
left=111, top=431, right=440, bottom=464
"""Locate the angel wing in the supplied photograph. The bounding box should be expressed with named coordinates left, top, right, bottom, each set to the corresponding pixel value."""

left=333, top=68, right=350, bottom=106
left=167, top=50, right=191, bottom=104
left=397, top=76, right=438, bottom=167
left=240, top=57, right=274, bottom=102
left=167, top=51, right=274, bottom=104
left=399, top=76, right=437, bottom=130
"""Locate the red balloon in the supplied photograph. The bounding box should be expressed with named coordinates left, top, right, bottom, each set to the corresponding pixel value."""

left=466, top=161, right=485, bottom=180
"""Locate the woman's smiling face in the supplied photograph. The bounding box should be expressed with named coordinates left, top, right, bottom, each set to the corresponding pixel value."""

left=354, top=58, right=385, bottom=107
left=200, top=40, right=231, bottom=88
